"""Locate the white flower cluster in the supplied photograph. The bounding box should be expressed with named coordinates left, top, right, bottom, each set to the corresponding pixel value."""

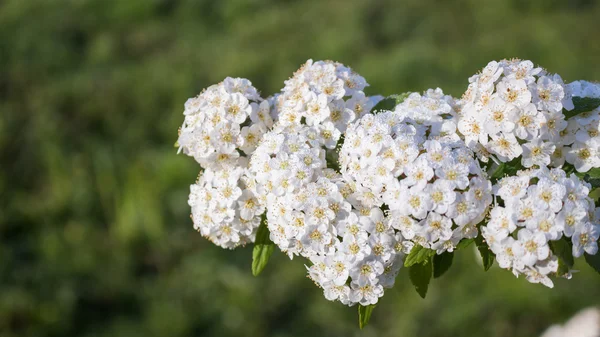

left=274, top=59, right=380, bottom=132
left=189, top=165, right=264, bottom=249
left=482, top=168, right=599, bottom=287
left=177, top=77, right=273, bottom=168
left=558, top=81, right=600, bottom=172
left=249, top=124, right=341, bottom=257
left=458, top=59, right=574, bottom=166
left=180, top=78, right=273, bottom=248
left=177, top=59, right=600, bottom=307
left=394, top=88, right=459, bottom=127
left=306, top=206, right=411, bottom=306
left=340, top=108, right=492, bottom=255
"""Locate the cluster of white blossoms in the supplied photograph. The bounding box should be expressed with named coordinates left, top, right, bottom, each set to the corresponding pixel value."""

left=188, top=165, right=264, bottom=248
left=249, top=124, right=341, bottom=257
left=274, top=59, right=380, bottom=133
left=482, top=168, right=599, bottom=287
left=340, top=107, right=492, bottom=255
left=178, top=58, right=600, bottom=308
left=179, top=78, right=274, bottom=248
left=558, top=81, right=600, bottom=171
left=177, top=77, right=273, bottom=168
left=458, top=59, right=574, bottom=166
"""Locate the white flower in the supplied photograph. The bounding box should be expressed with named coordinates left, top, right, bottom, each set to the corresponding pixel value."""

left=492, top=237, right=522, bottom=270
left=525, top=212, right=563, bottom=241
left=497, top=78, right=531, bottom=108
left=421, top=212, right=453, bottom=243
left=349, top=282, right=384, bottom=306
left=305, top=93, right=331, bottom=125
left=488, top=132, right=523, bottom=162
left=515, top=229, right=549, bottom=267
left=514, top=103, right=543, bottom=140
left=532, top=76, right=566, bottom=113
left=458, top=114, right=487, bottom=147
left=522, top=139, right=555, bottom=168
left=483, top=97, right=517, bottom=134
left=350, top=258, right=384, bottom=286
left=566, top=142, right=600, bottom=172
left=425, top=180, right=457, bottom=214
left=572, top=223, right=600, bottom=257
left=528, top=179, right=566, bottom=212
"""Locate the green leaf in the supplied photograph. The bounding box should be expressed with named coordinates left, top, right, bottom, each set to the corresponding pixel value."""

left=433, top=252, right=454, bottom=278
left=490, top=157, right=522, bottom=181
left=550, top=238, right=574, bottom=277
left=409, top=260, right=433, bottom=298
left=358, top=304, right=376, bottom=329
left=456, top=238, right=474, bottom=250
left=474, top=235, right=495, bottom=271
left=252, top=214, right=275, bottom=276
left=404, top=245, right=436, bottom=267
left=589, top=188, right=600, bottom=206
left=371, top=92, right=411, bottom=113
left=563, top=97, right=600, bottom=119
left=584, top=252, right=600, bottom=275
left=586, top=168, right=600, bottom=179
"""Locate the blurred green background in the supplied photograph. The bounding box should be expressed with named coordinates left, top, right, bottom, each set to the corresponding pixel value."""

left=2, top=0, right=600, bottom=336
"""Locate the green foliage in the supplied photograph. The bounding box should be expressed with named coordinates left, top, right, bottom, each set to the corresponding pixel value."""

left=550, top=238, right=575, bottom=277
left=475, top=235, right=495, bottom=271
left=433, top=252, right=454, bottom=279
left=584, top=252, right=600, bottom=275
left=490, top=158, right=522, bottom=181
left=456, top=238, right=475, bottom=249
left=404, top=245, right=436, bottom=267
left=252, top=214, right=274, bottom=276
left=409, top=259, right=433, bottom=299
left=371, top=92, right=411, bottom=112
left=358, top=304, right=376, bottom=329
left=563, top=97, right=600, bottom=119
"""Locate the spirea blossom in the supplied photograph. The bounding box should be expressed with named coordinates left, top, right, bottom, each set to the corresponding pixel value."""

left=274, top=59, right=381, bottom=132
left=177, top=77, right=273, bottom=168
left=249, top=123, right=343, bottom=257
left=340, top=102, right=492, bottom=254
left=559, top=81, right=600, bottom=172
left=457, top=59, right=574, bottom=166
left=188, top=164, right=264, bottom=249
left=482, top=168, right=599, bottom=287
left=177, top=59, right=600, bottom=310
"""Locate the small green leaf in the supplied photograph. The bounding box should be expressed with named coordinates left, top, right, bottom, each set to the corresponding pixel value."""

left=563, top=96, right=600, bottom=119
left=586, top=168, right=600, bottom=179
left=409, top=260, right=433, bottom=298
left=358, top=304, right=376, bottom=329
left=252, top=214, right=275, bottom=276
left=404, top=245, right=436, bottom=267
left=589, top=188, right=600, bottom=205
left=584, top=251, right=600, bottom=275
left=433, top=252, right=454, bottom=278
left=371, top=93, right=411, bottom=113
left=474, top=235, right=495, bottom=271
left=456, top=238, right=474, bottom=250
left=490, top=157, right=522, bottom=181
left=550, top=238, right=574, bottom=277
left=174, top=140, right=180, bottom=148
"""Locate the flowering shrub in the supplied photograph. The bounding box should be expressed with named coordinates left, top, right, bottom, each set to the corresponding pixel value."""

left=176, top=59, right=600, bottom=328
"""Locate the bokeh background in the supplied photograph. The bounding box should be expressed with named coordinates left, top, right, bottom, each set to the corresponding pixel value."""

left=2, top=0, right=600, bottom=336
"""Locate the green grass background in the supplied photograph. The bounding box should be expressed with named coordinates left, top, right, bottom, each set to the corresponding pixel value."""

left=2, top=0, right=600, bottom=336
